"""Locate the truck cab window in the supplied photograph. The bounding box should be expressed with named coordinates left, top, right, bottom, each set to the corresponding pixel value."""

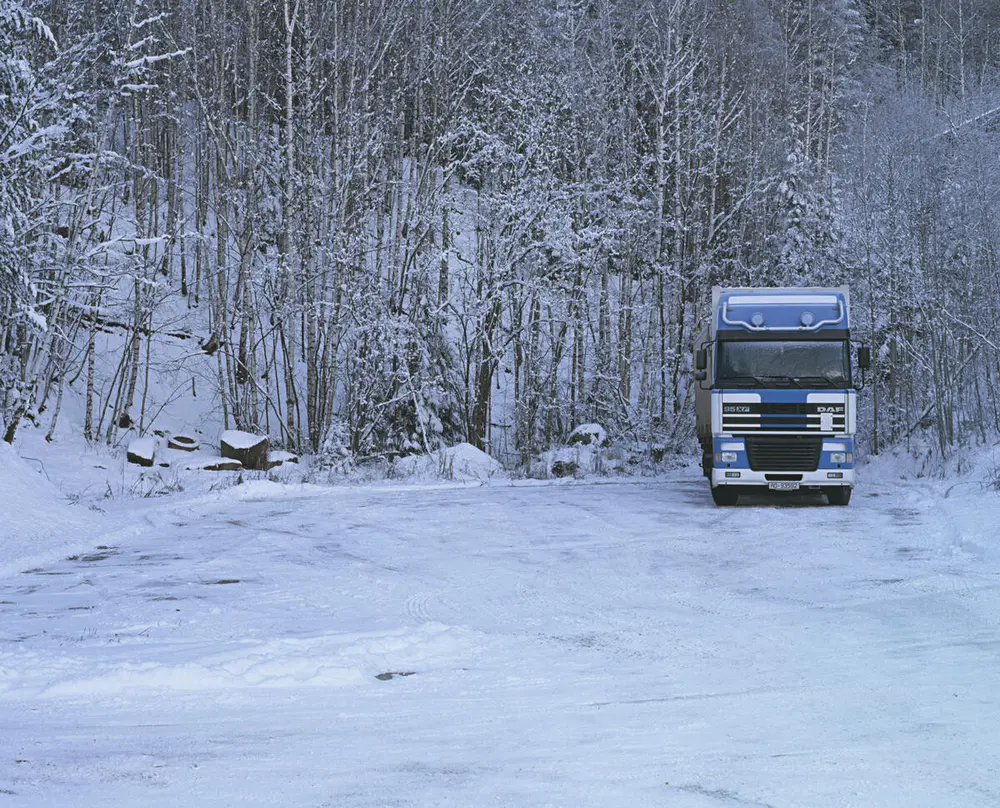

left=717, top=341, right=850, bottom=387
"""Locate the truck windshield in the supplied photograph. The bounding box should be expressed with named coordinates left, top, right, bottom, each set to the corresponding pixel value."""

left=717, top=340, right=850, bottom=387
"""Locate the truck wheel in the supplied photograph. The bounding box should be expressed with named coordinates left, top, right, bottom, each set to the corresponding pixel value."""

left=702, top=451, right=712, bottom=478
left=825, top=487, right=852, bottom=506
left=711, top=485, right=740, bottom=506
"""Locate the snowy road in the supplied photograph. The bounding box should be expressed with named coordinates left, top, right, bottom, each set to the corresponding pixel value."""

left=2, top=474, right=1000, bottom=806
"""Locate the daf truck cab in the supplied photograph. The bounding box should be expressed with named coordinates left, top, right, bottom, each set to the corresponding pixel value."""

left=694, top=287, right=870, bottom=506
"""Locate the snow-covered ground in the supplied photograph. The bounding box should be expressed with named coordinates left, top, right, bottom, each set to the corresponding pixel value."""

left=2, top=447, right=1000, bottom=806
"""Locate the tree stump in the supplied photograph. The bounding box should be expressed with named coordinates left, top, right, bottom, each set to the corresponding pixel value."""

left=167, top=435, right=200, bottom=452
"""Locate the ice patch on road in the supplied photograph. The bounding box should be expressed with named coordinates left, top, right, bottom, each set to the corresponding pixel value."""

left=7, top=623, right=476, bottom=699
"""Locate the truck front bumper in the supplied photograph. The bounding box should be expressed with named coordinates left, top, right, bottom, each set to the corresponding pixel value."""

left=712, top=468, right=854, bottom=487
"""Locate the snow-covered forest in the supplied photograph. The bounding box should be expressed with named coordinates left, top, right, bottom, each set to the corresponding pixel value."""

left=3, top=0, right=1000, bottom=465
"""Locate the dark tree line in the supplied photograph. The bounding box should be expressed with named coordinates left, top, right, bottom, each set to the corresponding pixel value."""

left=3, top=0, right=1000, bottom=463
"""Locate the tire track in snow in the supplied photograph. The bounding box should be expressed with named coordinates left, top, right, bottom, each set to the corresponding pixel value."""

left=403, top=592, right=434, bottom=622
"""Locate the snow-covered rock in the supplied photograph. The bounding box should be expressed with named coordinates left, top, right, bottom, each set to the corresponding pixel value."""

left=394, top=442, right=505, bottom=482
left=533, top=423, right=624, bottom=479
left=267, top=450, right=299, bottom=469
left=127, top=437, right=157, bottom=467
left=177, top=453, right=243, bottom=472
left=568, top=423, right=609, bottom=447
left=220, top=430, right=269, bottom=470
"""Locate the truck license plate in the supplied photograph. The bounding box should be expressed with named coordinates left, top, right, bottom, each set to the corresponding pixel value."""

left=768, top=481, right=800, bottom=491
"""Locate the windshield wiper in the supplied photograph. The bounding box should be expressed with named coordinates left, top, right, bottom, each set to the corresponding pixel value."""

left=761, top=375, right=803, bottom=388
left=719, top=375, right=765, bottom=388
left=798, top=374, right=846, bottom=388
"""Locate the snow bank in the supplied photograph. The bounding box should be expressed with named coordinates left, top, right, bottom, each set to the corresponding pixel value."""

left=394, top=442, right=505, bottom=482
left=0, top=443, right=103, bottom=577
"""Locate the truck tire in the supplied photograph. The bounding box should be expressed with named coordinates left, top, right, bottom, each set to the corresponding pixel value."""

left=702, top=451, right=712, bottom=478
left=711, top=485, right=740, bottom=506
left=825, top=487, right=852, bottom=506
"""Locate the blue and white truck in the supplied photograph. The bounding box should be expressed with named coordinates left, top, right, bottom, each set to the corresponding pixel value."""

left=694, top=287, right=870, bottom=506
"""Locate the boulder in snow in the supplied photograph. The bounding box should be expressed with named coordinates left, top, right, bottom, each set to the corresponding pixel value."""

left=127, top=437, right=157, bottom=467
left=220, top=430, right=269, bottom=470
left=550, top=459, right=578, bottom=478
left=176, top=453, right=243, bottom=472
left=202, top=459, right=244, bottom=472
left=267, top=450, right=299, bottom=469
left=568, top=423, right=609, bottom=447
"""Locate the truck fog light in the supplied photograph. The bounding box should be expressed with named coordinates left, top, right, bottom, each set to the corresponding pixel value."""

left=716, top=451, right=738, bottom=463
left=827, top=472, right=844, bottom=479
left=725, top=472, right=741, bottom=478
left=751, top=311, right=765, bottom=326
left=829, top=452, right=847, bottom=464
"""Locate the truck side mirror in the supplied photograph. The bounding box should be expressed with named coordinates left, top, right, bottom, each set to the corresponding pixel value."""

left=695, top=348, right=707, bottom=371
left=858, top=345, right=871, bottom=371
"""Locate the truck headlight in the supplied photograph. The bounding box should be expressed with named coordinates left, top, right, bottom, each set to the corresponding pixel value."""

left=829, top=452, right=852, bottom=464
left=716, top=451, right=738, bottom=463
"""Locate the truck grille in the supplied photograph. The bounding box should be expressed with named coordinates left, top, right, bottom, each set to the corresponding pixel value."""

left=722, top=401, right=846, bottom=433
left=745, top=436, right=822, bottom=472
